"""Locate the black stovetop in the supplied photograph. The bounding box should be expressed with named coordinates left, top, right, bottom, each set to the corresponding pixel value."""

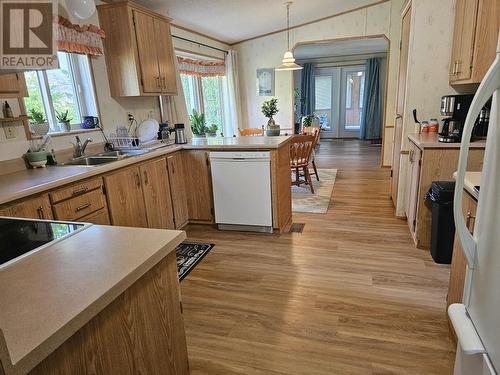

left=0, top=218, right=84, bottom=267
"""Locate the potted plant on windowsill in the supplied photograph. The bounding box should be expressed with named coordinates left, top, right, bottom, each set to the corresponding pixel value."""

left=206, top=123, right=218, bottom=137
left=28, top=109, right=49, bottom=136
left=56, top=110, right=72, bottom=132
left=261, top=98, right=280, bottom=136
left=190, top=109, right=208, bottom=138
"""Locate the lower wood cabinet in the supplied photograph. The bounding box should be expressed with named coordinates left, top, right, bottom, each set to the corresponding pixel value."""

left=167, top=153, right=189, bottom=229
left=104, top=166, right=149, bottom=228
left=0, top=194, right=53, bottom=220
left=140, top=158, right=175, bottom=229
left=80, top=208, right=111, bottom=225
left=104, top=158, right=175, bottom=229
left=183, top=150, right=214, bottom=223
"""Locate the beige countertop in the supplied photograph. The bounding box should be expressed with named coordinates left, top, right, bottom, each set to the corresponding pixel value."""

left=454, top=171, right=481, bottom=200
left=408, top=133, right=486, bottom=149
left=0, top=224, right=186, bottom=375
left=0, top=136, right=292, bottom=205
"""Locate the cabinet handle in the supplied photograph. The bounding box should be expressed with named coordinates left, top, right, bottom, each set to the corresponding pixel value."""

left=409, top=150, right=414, bottom=163
left=143, top=170, right=149, bottom=185
left=162, top=77, right=166, bottom=90
left=37, top=206, right=45, bottom=220
left=155, top=76, right=161, bottom=88
left=456, top=61, right=461, bottom=75
left=466, top=211, right=476, bottom=233
left=72, top=187, right=88, bottom=196
left=135, top=173, right=141, bottom=188
left=75, top=203, right=91, bottom=213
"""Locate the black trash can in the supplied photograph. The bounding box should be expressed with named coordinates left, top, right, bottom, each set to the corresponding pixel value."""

left=425, top=181, right=456, bottom=264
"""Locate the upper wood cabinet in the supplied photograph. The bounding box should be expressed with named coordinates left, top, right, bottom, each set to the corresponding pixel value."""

left=450, top=0, right=499, bottom=85
left=97, top=1, right=178, bottom=97
left=0, top=73, right=28, bottom=97
left=0, top=194, right=53, bottom=220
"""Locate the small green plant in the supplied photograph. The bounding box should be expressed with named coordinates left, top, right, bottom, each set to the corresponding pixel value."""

left=190, top=109, right=208, bottom=135
left=206, top=123, right=218, bottom=135
left=30, top=108, right=46, bottom=124
left=56, top=110, right=72, bottom=123
left=261, top=98, right=279, bottom=119
left=302, top=115, right=316, bottom=127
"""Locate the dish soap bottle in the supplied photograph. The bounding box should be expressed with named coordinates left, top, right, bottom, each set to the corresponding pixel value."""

left=3, top=101, right=13, bottom=118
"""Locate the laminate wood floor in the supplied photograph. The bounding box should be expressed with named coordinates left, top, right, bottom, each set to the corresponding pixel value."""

left=182, top=139, right=455, bottom=375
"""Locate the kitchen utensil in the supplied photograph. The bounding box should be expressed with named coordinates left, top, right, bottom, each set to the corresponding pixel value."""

left=174, top=123, right=187, bottom=144
left=137, top=119, right=159, bottom=144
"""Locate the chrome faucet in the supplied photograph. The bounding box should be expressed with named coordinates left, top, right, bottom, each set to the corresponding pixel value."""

left=73, top=136, right=93, bottom=158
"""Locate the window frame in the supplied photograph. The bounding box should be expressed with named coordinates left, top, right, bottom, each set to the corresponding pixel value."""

left=24, top=52, right=99, bottom=136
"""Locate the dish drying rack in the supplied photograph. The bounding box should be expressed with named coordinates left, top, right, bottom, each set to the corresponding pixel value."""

left=107, top=133, right=142, bottom=150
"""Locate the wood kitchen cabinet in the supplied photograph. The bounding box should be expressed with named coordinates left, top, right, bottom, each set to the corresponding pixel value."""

left=167, top=153, right=189, bottom=229
left=140, top=158, right=175, bottom=229
left=449, top=0, right=499, bottom=85
left=0, top=73, right=28, bottom=97
left=104, top=166, right=148, bottom=228
left=183, top=150, right=214, bottom=223
left=97, top=1, right=177, bottom=97
left=447, top=191, right=477, bottom=341
left=104, top=158, right=175, bottom=229
left=0, top=194, right=53, bottom=220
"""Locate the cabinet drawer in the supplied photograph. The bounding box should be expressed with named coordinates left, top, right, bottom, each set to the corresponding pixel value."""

left=80, top=208, right=111, bottom=225
left=52, top=189, right=106, bottom=221
left=50, top=177, right=103, bottom=204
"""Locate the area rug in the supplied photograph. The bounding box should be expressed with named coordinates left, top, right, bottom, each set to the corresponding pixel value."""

left=176, top=242, right=214, bottom=281
left=292, top=169, right=337, bottom=214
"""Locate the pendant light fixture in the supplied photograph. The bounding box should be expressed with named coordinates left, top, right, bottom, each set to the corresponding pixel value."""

left=276, top=1, right=303, bottom=71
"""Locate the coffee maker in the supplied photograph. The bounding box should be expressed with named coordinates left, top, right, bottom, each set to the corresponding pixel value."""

left=439, top=95, right=474, bottom=143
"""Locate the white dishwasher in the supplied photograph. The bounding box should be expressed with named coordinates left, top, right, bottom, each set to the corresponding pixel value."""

left=210, top=151, right=273, bottom=233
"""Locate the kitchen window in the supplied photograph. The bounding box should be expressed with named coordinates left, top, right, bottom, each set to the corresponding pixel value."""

left=180, top=73, right=225, bottom=134
left=24, top=51, right=98, bottom=134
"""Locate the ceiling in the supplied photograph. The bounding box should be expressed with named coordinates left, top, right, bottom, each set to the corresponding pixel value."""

left=294, top=37, right=389, bottom=60
left=136, top=0, right=383, bottom=45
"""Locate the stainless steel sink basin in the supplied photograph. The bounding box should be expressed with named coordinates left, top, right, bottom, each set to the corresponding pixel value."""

left=59, top=149, right=151, bottom=167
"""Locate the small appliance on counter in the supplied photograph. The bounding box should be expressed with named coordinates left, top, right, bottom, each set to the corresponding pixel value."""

left=174, top=123, right=187, bottom=144
left=439, top=94, right=474, bottom=143
left=472, top=98, right=491, bottom=141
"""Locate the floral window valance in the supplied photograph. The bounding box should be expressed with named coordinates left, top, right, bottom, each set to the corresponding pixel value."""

left=56, top=16, right=105, bottom=56
left=177, top=56, right=225, bottom=77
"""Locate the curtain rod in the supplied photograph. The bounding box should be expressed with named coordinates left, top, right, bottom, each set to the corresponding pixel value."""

left=171, top=35, right=228, bottom=55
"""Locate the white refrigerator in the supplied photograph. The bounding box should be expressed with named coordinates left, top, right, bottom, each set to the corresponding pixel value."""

left=449, top=35, right=500, bottom=374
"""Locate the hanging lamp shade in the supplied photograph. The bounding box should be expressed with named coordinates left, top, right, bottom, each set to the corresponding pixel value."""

left=276, top=2, right=302, bottom=71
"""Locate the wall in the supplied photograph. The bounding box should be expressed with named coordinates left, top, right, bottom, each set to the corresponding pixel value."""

left=0, top=1, right=228, bottom=163
left=394, top=0, right=460, bottom=216
left=234, top=0, right=404, bottom=166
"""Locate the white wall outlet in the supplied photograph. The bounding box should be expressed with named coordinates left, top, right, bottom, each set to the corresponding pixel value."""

left=3, top=124, right=18, bottom=139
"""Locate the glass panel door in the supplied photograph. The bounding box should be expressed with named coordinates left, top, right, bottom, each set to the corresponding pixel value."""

left=314, top=68, right=340, bottom=139
left=340, top=66, right=365, bottom=138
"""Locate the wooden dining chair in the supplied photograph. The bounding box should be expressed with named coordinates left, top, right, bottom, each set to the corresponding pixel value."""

left=239, top=127, right=264, bottom=136
left=301, top=126, right=321, bottom=181
left=290, top=135, right=316, bottom=194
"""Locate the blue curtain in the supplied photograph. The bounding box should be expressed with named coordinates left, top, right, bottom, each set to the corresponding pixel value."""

left=300, top=63, right=315, bottom=116
left=360, top=58, right=383, bottom=140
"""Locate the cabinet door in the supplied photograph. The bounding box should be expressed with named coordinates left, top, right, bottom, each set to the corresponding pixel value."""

left=0, top=73, right=28, bottom=97
left=140, top=158, right=175, bottom=229
left=155, top=19, right=177, bottom=94
left=167, top=153, right=189, bottom=229
left=406, top=144, right=422, bottom=238
left=133, top=11, right=161, bottom=93
left=0, top=194, right=53, bottom=220
left=104, top=166, right=148, bottom=227
left=183, top=151, right=214, bottom=222
left=449, top=0, right=479, bottom=82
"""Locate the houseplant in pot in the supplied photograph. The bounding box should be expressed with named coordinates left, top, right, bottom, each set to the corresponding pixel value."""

left=190, top=109, right=208, bottom=138
left=56, top=110, right=72, bottom=132
left=29, top=109, right=49, bottom=136
left=261, top=98, right=280, bottom=136
left=206, top=123, right=218, bottom=137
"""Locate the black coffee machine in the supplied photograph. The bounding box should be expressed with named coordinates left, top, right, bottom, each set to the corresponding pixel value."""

left=439, top=95, right=474, bottom=143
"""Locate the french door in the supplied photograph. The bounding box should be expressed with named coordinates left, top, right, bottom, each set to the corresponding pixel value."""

left=314, top=66, right=365, bottom=139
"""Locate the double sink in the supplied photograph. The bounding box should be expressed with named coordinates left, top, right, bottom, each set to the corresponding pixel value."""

left=60, top=149, right=150, bottom=166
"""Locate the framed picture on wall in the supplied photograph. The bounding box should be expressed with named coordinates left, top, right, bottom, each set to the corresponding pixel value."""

left=256, top=68, right=275, bottom=96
